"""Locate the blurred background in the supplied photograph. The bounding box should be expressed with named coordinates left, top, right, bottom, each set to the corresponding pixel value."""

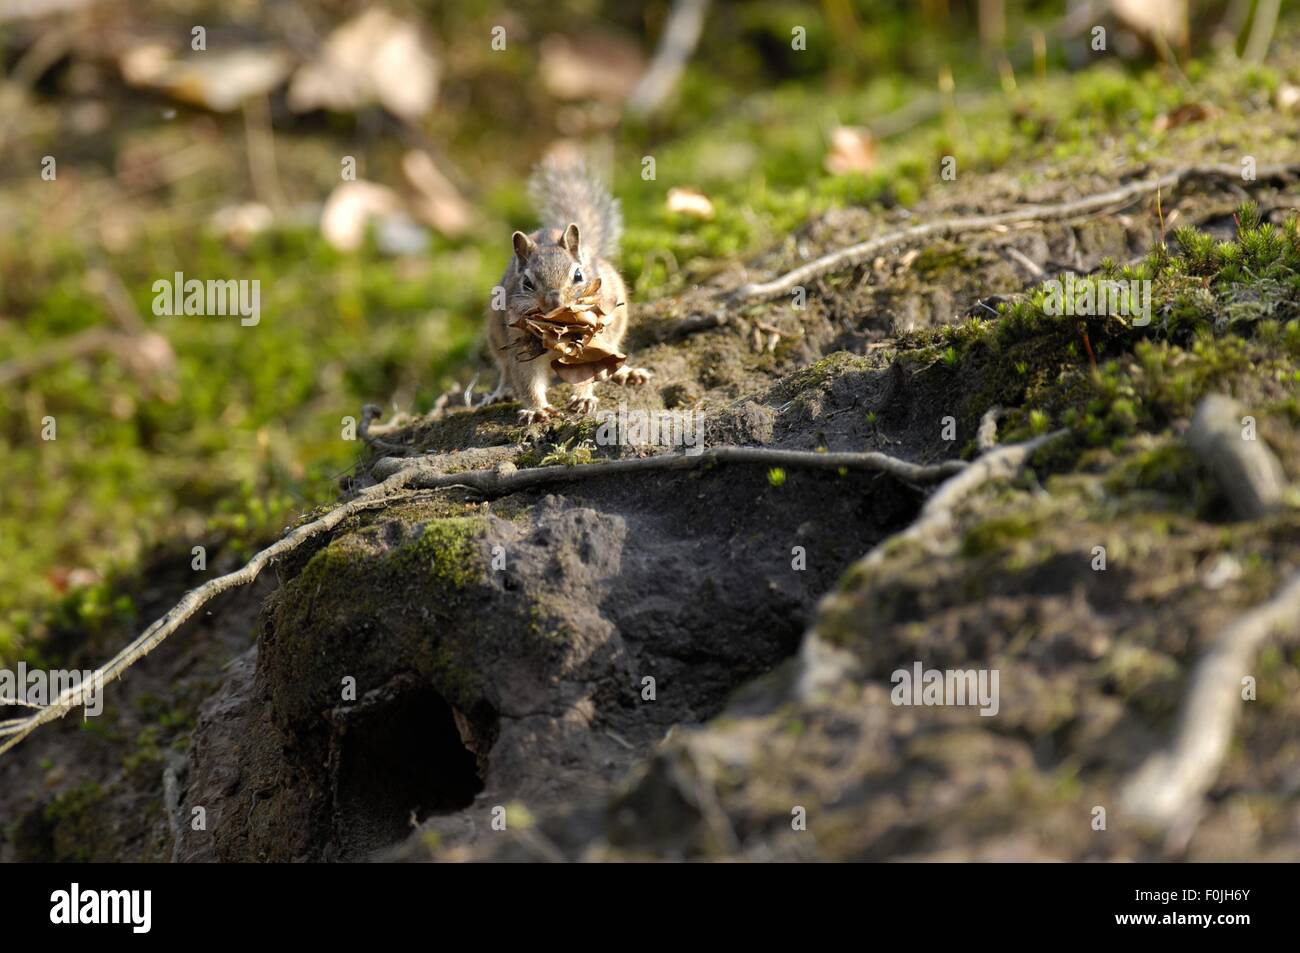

left=0, top=0, right=1295, bottom=661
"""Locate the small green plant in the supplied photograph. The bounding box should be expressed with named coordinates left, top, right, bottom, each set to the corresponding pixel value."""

left=538, top=438, right=596, bottom=468
left=767, top=467, right=787, bottom=488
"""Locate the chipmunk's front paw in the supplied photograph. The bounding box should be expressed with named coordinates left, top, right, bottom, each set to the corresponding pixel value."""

left=616, top=366, right=653, bottom=386
left=517, top=405, right=557, bottom=425
left=567, top=394, right=599, bottom=415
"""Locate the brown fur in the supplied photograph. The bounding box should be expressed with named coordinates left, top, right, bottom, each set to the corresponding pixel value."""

left=487, top=165, right=648, bottom=423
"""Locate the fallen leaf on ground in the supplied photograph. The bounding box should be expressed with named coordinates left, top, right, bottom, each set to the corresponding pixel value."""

left=289, top=9, right=439, bottom=120
left=540, top=31, right=645, bottom=103
left=666, top=187, right=715, bottom=219
left=1153, top=101, right=1220, bottom=132
left=1113, top=0, right=1188, bottom=47
left=401, top=150, right=476, bottom=237
left=118, top=45, right=293, bottom=113
left=210, top=202, right=274, bottom=247
left=824, top=125, right=876, bottom=175
left=320, top=180, right=403, bottom=252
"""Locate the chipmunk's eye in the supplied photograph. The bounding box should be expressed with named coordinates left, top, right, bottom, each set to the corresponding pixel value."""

left=521, top=275, right=535, bottom=292
left=572, top=268, right=584, bottom=284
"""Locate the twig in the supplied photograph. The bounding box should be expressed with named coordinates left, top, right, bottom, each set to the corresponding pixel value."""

left=372, top=444, right=968, bottom=489
left=359, top=404, right=417, bottom=455
left=0, top=327, right=130, bottom=386
left=1186, top=395, right=1286, bottom=519
left=732, top=163, right=1300, bottom=302
left=625, top=0, right=711, bottom=119
left=243, top=94, right=287, bottom=214
left=1001, top=246, right=1045, bottom=281
left=855, top=429, right=1066, bottom=571
left=0, top=468, right=431, bottom=757
left=0, top=438, right=966, bottom=757
left=1120, top=569, right=1300, bottom=829
left=976, top=406, right=1003, bottom=454
left=1243, top=0, right=1281, bottom=63
left=795, top=428, right=1068, bottom=698
left=0, top=0, right=96, bottom=21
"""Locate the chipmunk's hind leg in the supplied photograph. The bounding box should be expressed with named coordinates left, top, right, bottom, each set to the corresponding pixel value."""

left=481, top=368, right=514, bottom=406
left=511, top=355, right=558, bottom=424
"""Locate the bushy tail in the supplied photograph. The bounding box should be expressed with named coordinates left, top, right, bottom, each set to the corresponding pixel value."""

left=528, top=157, right=623, bottom=261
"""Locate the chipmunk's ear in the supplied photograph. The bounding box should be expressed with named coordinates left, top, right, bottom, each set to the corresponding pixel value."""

left=512, top=231, right=536, bottom=263
left=561, top=223, right=581, bottom=258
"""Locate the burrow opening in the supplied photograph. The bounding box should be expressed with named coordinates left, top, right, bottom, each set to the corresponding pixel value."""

left=331, top=683, right=488, bottom=857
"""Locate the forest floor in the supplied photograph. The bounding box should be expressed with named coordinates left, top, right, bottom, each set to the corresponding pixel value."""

left=2, top=11, right=1299, bottom=861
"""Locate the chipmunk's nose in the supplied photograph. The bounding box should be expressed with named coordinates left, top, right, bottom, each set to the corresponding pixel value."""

left=545, top=291, right=561, bottom=309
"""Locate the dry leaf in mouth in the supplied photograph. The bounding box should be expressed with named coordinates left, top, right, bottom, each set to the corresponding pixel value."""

left=505, top=278, right=627, bottom=380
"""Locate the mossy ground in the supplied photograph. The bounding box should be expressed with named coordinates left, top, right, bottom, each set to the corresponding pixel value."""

left=5, top=5, right=1300, bottom=862
left=8, top=5, right=1300, bottom=662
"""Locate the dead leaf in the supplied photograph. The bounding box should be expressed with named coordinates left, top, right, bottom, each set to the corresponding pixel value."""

left=210, top=202, right=274, bottom=247
left=1113, top=0, right=1188, bottom=47
left=288, top=9, right=439, bottom=121
left=824, top=125, right=876, bottom=175
left=118, top=45, right=293, bottom=113
left=540, top=31, right=645, bottom=104
left=504, top=279, right=628, bottom=383
left=1153, top=101, right=1220, bottom=132
left=666, top=187, right=714, bottom=219
left=320, top=180, right=403, bottom=252
left=401, top=150, right=476, bottom=237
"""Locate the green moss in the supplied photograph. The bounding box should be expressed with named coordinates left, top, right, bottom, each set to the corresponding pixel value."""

left=960, top=514, right=1041, bottom=557
left=1101, top=644, right=1182, bottom=717
left=769, top=352, right=869, bottom=403
left=7, top=781, right=119, bottom=863
left=913, top=244, right=979, bottom=278
left=123, top=726, right=166, bottom=789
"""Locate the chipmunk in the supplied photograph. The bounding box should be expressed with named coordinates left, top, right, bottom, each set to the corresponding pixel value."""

left=487, top=157, right=650, bottom=424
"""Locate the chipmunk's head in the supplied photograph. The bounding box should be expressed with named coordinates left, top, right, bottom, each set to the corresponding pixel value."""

left=511, top=224, right=588, bottom=312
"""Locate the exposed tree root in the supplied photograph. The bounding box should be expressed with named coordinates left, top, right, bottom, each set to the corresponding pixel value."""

left=371, top=444, right=968, bottom=489
left=795, top=425, right=1068, bottom=698
left=976, top=406, right=1004, bottom=454
left=1187, top=394, right=1286, bottom=519
left=1121, top=570, right=1300, bottom=830
left=0, top=441, right=967, bottom=757
left=855, top=428, right=1066, bottom=571
left=733, top=163, right=1300, bottom=302
left=0, top=467, right=431, bottom=756
left=624, top=0, right=710, bottom=119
